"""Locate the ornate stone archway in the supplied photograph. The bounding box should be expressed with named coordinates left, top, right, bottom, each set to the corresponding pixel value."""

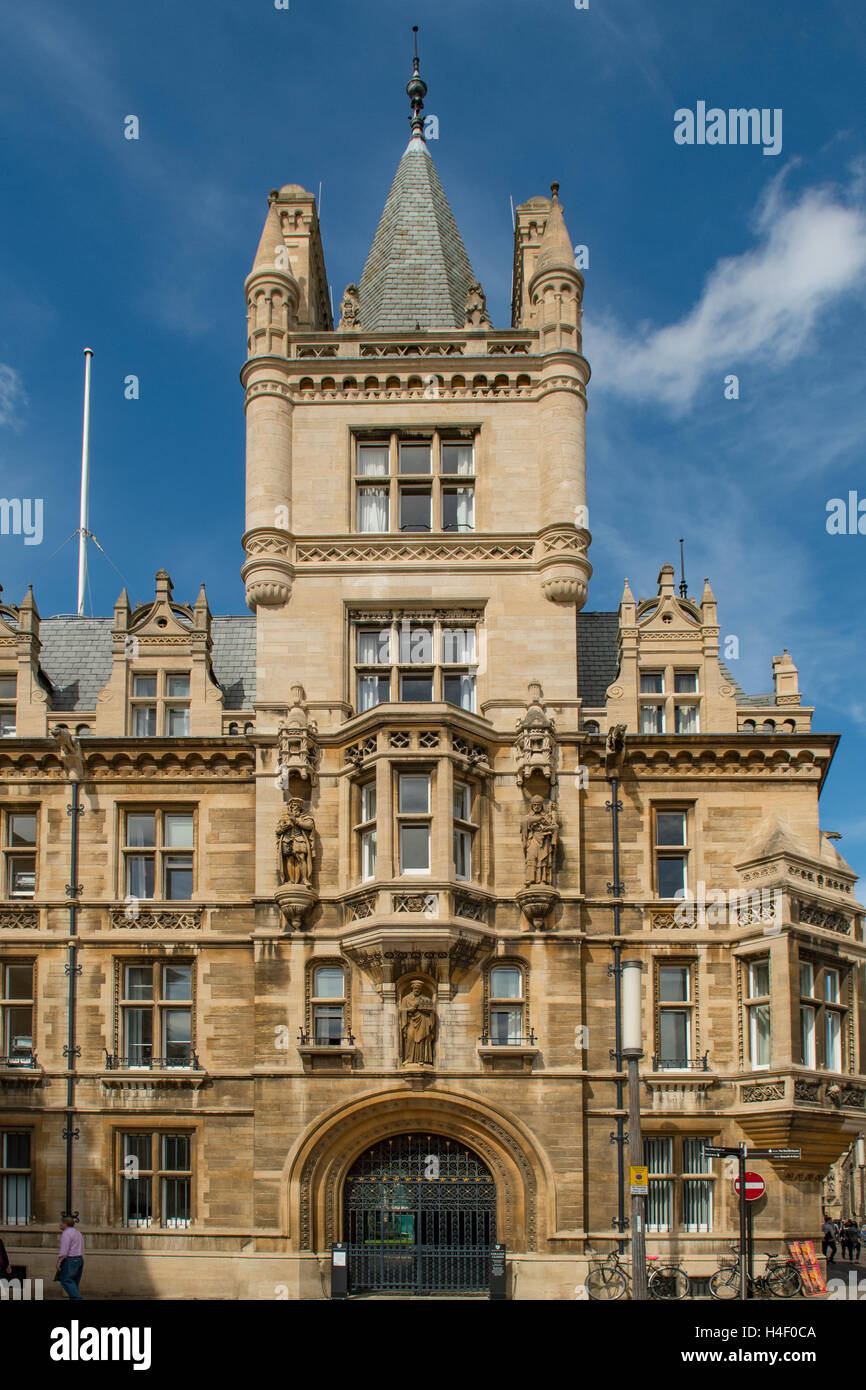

left=284, top=1086, right=556, bottom=1253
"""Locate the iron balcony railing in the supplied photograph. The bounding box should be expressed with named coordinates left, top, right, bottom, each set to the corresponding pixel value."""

left=479, top=1030, right=536, bottom=1047
left=103, top=1050, right=201, bottom=1071
left=0, top=1051, right=37, bottom=1068
left=651, top=1052, right=710, bottom=1072
left=297, top=1030, right=356, bottom=1047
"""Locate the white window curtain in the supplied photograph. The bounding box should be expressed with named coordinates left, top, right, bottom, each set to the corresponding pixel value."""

left=449, top=444, right=474, bottom=474
left=442, top=628, right=476, bottom=663
left=358, top=629, right=389, bottom=664
left=357, top=488, right=389, bottom=533
left=455, top=674, right=476, bottom=711
left=357, top=446, right=389, bottom=476
left=357, top=676, right=381, bottom=713
left=455, top=487, right=474, bottom=529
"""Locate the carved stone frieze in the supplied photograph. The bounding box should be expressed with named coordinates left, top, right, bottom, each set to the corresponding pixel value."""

left=742, top=1081, right=785, bottom=1103
left=110, top=907, right=202, bottom=930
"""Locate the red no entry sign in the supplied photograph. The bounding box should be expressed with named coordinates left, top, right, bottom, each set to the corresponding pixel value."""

left=734, top=1171, right=765, bottom=1201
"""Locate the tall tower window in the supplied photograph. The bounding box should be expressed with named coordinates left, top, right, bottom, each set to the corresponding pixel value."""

left=119, top=962, right=194, bottom=1068
left=352, top=612, right=480, bottom=713
left=653, top=808, right=689, bottom=898
left=356, top=781, right=377, bottom=881
left=3, top=811, right=37, bottom=898
left=122, top=810, right=195, bottom=900
left=354, top=432, right=476, bottom=534
left=745, top=958, right=771, bottom=1069
left=397, top=773, right=431, bottom=873
left=453, top=780, right=476, bottom=880
left=311, top=965, right=347, bottom=1045
left=1, top=961, right=34, bottom=1064
left=656, top=963, right=694, bottom=1068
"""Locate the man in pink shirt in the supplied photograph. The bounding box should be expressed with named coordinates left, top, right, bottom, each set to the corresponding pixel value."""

left=56, top=1215, right=84, bottom=1300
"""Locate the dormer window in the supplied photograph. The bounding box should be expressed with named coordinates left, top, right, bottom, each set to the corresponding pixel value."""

left=0, top=677, right=16, bottom=737
left=130, top=673, right=191, bottom=737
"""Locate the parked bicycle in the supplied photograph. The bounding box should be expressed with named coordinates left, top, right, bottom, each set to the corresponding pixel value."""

left=709, top=1244, right=802, bottom=1299
left=585, top=1246, right=690, bottom=1300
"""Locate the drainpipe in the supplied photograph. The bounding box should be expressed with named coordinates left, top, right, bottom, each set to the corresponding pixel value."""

left=52, top=727, right=84, bottom=1218
left=605, top=730, right=627, bottom=1252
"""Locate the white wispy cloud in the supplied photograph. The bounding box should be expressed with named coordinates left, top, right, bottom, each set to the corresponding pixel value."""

left=585, top=165, right=866, bottom=411
left=0, top=365, right=27, bottom=429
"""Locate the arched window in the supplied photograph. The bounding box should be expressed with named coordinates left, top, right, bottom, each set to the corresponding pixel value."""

left=741, top=720, right=756, bottom=733
left=311, top=964, right=347, bottom=1046
left=486, top=964, right=527, bottom=1045
left=783, top=719, right=796, bottom=733
left=761, top=719, right=776, bottom=734
left=584, top=720, right=600, bottom=735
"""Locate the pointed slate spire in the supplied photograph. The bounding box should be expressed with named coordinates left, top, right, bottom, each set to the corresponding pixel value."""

left=358, top=42, right=479, bottom=331
left=533, top=183, right=577, bottom=278
left=250, top=193, right=290, bottom=276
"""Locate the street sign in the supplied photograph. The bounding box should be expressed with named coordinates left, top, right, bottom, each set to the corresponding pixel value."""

left=747, top=1148, right=802, bottom=1160
left=734, top=1171, right=766, bottom=1201
left=629, top=1165, right=648, bottom=1195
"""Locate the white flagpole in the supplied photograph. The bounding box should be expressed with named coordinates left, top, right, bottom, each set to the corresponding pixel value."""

left=77, top=348, right=94, bottom=617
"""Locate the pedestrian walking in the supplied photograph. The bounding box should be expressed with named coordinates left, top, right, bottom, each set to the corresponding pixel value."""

left=0, top=1235, right=11, bottom=1279
left=840, top=1219, right=855, bottom=1260
left=821, top=1216, right=837, bottom=1263
left=56, top=1215, right=84, bottom=1300
left=860, top=1219, right=866, bottom=1256
left=849, top=1220, right=862, bottom=1263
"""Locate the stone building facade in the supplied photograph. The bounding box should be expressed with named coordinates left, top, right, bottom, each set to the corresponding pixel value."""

left=1, top=62, right=864, bottom=1299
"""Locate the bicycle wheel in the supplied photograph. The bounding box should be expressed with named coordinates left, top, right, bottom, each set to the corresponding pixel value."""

left=650, top=1264, right=690, bottom=1300
left=709, top=1266, right=739, bottom=1299
left=586, top=1266, right=628, bottom=1301
left=766, top=1264, right=802, bottom=1299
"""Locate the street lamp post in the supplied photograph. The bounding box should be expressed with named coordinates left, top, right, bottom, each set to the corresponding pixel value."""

left=856, top=1135, right=865, bottom=1222
left=622, top=958, right=647, bottom=1300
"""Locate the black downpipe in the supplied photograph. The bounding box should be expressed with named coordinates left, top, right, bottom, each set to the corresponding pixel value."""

left=608, top=772, right=626, bottom=1251
left=65, top=778, right=81, bottom=1216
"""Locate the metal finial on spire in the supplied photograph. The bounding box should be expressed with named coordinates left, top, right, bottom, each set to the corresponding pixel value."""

left=550, top=182, right=560, bottom=202
left=407, top=25, right=427, bottom=140
left=678, top=538, right=688, bottom=598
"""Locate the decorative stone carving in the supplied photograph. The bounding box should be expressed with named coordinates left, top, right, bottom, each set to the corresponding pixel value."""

left=513, top=683, right=557, bottom=788
left=275, top=798, right=317, bottom=930
left=277, top=685, right=319, bottom=787
left=795, top=899, right=851, bottom=934
left=794, top=1079, right=820, bottom=1103
left=399, top=979, right=436, bottom=1067
left=521, top=795, right=559, bottom=886
left=337, top=283, right=360, bottom=330
left=742, top=1081, right=785, bottom=1103
left=464, top=282, right=492, bottom=328
left=110, top=907, right=202, bottom=931
left=516, top=886, right=558, bottom=931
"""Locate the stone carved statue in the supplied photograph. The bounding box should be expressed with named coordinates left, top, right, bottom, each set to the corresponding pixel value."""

left=606, top=723, right=627, bottom=755
left=399, top=979, right=436, bottom=1066
left=521, top=796, right=559, bottom=886
left=338, top=283, right=360, bottom=330
left=464, top=281, right=492, bottom=328
left=277, top=685, right=319, bottom=786
left=276, top=798, right=316, bottom=887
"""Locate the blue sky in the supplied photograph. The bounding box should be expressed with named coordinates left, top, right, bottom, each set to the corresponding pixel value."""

left=0, top=0, right=865, bottom=872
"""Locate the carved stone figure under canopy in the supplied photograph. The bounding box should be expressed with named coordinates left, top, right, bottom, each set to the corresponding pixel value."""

left=277, top=685, right=319, bottom=786
left=521, top=795, right=559, bottom=886
left=338, top=283, right=360, bottom=330
left=464, top=281, right=492, bottom=328
left=399, top=979, right=436, bottom=1066
left=277, top=798, right=316, bottom=887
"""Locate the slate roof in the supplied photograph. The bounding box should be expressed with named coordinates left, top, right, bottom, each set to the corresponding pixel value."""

left=358, top=137, right=477, bottom=331
left=577, top=613, right=770, bottom=709
left=38, top=615, right=256, bottom=712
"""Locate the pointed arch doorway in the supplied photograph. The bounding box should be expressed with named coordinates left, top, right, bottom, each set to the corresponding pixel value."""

left=343, top=1132, right=497, bottom=1294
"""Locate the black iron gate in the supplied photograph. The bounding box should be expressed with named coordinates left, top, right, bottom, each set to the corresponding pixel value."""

left=344, top=1133, right=496, bottom=1293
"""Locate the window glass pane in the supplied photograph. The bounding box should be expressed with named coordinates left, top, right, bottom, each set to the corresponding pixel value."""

left=357, top=445, right=389, bottom=476
left=8, top=814, right=36, bottom=847
left=166, top=675, right=190, bottom=698
left=6, top=1007, right=32, bottom=1055
left=824, top=969, right=840, bottom=1004
left=644, top=1137, right=674, bottom=1173
left=165, top=857, right=193, bottom=900
left=441, top=443, right=473, bottom=475
left=162, top=965, right=191, bottom=1000
left=358, top=628, right=389, bottom=664
left=749, top=1003, right=771, bottom=1066
left=313, top=966, right=344, bottom=998
left=124, top=1133, right=152, bottom=1167
left=442, top=488, right=474, bottom=531
left=799, top=962, right=814, bottom=997
left=657, top=855, right=687, bottom=898
left=124, top=1177, right=152, bottom=1226
left=124, top=1009, right=153, bottom=1064
left=659, top=966, right=689, bottom=1002
left=675, top=705, right=699, bottom=734
left=640, top=672, right=664, bottom=694
left=656, top=812, right=686, bottom=846
left=361, top=828, right=376, bottom=880
left=357, top=674, right=390, bottom=711
left=399, top=775, right=429, bottom=813
left=640, top=705, right=664, bottom=734
left=683, top=1138, right=712, bottom=1174
left=0, top=711, right=16, bottom=736
left=357, top=488, right=389, bottom=533
left=490, top=1007, right=522, bottom=1044
left=162, top=1134, right=190, bottom=1170
left=453, top=782, right=471, bottom=821
left=5, top=964, right=32, bottom=999
left=399, top=443, right=431, bottom=474
left=400, top=673, right=433, bottom=702
left=163, top=1009, right=192, bottom=1061
left=125, top=966, right=153, bottom=1000
left=313, top=1005, right=345, bottom=1044
left=490, top=967, right=522, bottom=999
left=659, top=1010, right=689, bottom=1063
left=748, top=960, right=770, bottom=997
left=360, top=783, right=377, bottom=822
left=133, top=676, right=157, bottom=698
left=441, top=628, right=476, bottom=664
left=674, top=672, right=698, bottom=693
left=8, top=856, right=36, bottom=895
left=443, top=674, right=475, bottom=711
left=127, top=814, right=156, bottom=848
left=683, top=1179, right=712, bottom=1232
left=399, top=489, right=431, bottom=531
left=400, top=824, right=430, bottom=872
left=126, top=856, right=155, bottom=899
left=162, top=1176, right=191, bottom=1227
left=164, top=814, right=194, bottom=848
left=800, top=1005, right=816, bottom=1067
left=166, top=707, right=190, bottom=737
left=646, top=1180, right=673, bottom=1232
left=399, top=625, right=432, bottom=663
left=453, top=828, right=471, bottom=880
left=0, top=678, right=16, bottom=699
left=132, top=706, right=157, bottom=737
left=826, top=1011, right=842, bottom=1070
left=4, top=1131, right=30, bottom=1168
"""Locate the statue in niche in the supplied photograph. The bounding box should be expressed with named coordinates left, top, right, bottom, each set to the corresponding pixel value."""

left=521, top=795, right=559, bottom=887
left=464, top=281, right=492, bottom=328
left=338, top=283, right=360, bottom=330
left=276, top=798, right=316, bottom=887
left=399, top=979, right=436, bottom=1066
